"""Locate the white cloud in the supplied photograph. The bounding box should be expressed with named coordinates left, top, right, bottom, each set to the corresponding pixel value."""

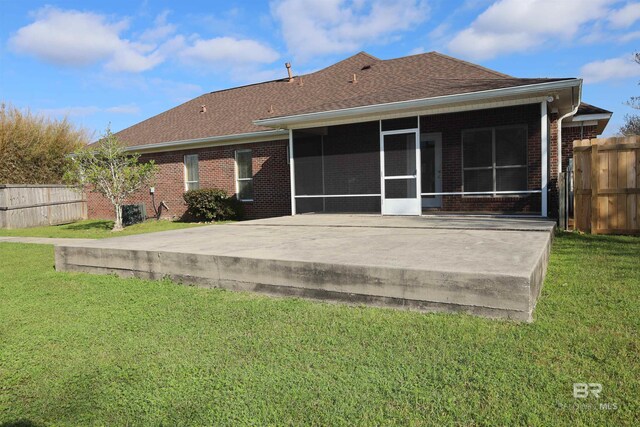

left=180, top=37, right=279, bottom=66
left=38, top=106, right=101, bottom=117
left=139, top=10, right=176, bottom=42
left=38, top=104, right=140, bottom=118
left=8, top=7, right=178, bottom=72
left=104, top=39, right=170, bottom=73
left=580, top=54, right=640, bottom=83
left=271, top=0, right=429, bottom=61
left=105, top=104, right=141, bottom=114
left=448, top=0, right=616, bottom=60
left=609, top=2, right=640, bottom=28
left=9, top=7, right=127, bottom=66
left=9, top=7, right=279, bottom=74
left=619, top=30, right=640, bottom=42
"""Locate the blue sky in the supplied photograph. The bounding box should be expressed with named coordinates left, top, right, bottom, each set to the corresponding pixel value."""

left=1, top=0, right=639, bottom=139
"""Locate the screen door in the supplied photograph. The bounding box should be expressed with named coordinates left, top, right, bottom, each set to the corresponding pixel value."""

left=381, top=130, right=421, bottom=215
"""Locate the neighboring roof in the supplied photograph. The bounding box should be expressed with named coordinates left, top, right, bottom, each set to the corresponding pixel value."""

left=576, top=102, right=612, bottom=115
left=564, top=102, right=612, bottom=135
left=114, top=51, right=574, bottom=148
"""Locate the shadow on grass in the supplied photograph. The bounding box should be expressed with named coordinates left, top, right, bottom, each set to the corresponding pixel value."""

left=60, top=220, right=113, bottom=231
left=1, top=421, right=45, bottom=427
left=556, top=231, right=640, bottom=251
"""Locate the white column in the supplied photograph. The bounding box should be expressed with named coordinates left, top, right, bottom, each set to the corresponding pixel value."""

left=540, top=101, right=548, bottom=218
left=289, top=129, right=296, bottom=215
left=379, top=120, right=385, bottom=214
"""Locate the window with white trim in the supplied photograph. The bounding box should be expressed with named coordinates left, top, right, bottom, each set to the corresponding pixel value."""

left=184, top=154, right=199, bottom=191
left=235, top=149, right=253, bottom=201
left=462, top=125, right=528, bottom=195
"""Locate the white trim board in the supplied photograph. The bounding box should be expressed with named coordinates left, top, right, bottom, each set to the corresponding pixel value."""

left=289, top=129, right=296, bottom=215
left=540, top=101, right=548, bottom=218
left=265, top=97, right=552, bottom=130
left=570, top=113, right=612, bottom=122
left=123, top=129, right=289, bottom=154
left=254, top=79, right=581, bottom=128
left=561, top=120, right=599, bottom=128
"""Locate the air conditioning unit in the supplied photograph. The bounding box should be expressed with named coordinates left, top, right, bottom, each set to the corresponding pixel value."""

left=121, top=204, right=147, bottom=226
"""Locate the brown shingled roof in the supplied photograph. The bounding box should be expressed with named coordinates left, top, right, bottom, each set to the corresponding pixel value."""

left=114, top=51, right=570, bottom=148
left=576, top=102, right=612, bottom=115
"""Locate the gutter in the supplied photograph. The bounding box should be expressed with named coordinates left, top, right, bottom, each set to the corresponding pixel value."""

left=557, top=106, right=579, bottom=177
left=254, top=79, right=582, bottom=128
left=123, top=129, right=289, bottom=153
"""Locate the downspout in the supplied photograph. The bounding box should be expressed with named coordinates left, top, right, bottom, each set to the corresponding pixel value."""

left=556, top=87, right=580, bottom=177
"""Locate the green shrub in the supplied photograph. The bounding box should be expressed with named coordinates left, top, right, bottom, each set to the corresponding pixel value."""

left=183, top=188, right=241, bottom=222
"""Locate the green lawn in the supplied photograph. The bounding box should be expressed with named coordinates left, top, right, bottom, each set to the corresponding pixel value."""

left=0, top=219, right=209, bottom=239
left=0, top=233, right=638, bottom=425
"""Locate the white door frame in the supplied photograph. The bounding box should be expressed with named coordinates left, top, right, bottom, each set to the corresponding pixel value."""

left=420, top=132, right=442, bottom=208
left=380, top=126, right=421, bottom=215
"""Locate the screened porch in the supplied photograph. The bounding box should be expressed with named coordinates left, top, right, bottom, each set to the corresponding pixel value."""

left=289, top=104, right=548, bottom=217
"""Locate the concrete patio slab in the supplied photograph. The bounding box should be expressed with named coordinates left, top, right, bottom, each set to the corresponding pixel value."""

left=242, top=214, right=556, bottom=232
left=54, top=215, right=554, bottom=321
left=0, top=236, right=97, bottom=245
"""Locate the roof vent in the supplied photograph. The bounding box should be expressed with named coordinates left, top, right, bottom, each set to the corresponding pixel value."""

left=285, top=62, right=293, bottom=82
left=200, top=105, right=206, bottom=113
left=351, top=73, right=358, bottom=83
left=268, top=105, right=274, bottom=114
left=361, top=65, right=372, bottom=70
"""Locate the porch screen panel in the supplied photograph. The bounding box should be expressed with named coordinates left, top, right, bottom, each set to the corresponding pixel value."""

left=293, top=134, right=323, bottom=196
left=293, top=121, right=380, bottom=213
left=462, top=125, right=528, bottom=194
left=462, top=129, right=493, bottom=192
left=495, top=127, right=528, bottom=192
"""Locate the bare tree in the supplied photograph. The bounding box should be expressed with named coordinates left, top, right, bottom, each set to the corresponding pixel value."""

left=619, top=114, right=640, bottom=136
left=619, top=52, right=640, bottom=136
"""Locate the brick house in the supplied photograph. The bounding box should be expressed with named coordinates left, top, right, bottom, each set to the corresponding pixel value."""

left=88, top=51, right=611, bottom=220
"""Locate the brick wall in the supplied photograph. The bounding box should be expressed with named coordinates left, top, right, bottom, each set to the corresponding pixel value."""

left=561, top=124, right=599, bottom=167
left=543, top=123, right=600, bottom=218
left=87, top=139, right=291, bottom=221
left=420, top=104, right=543, bottom=214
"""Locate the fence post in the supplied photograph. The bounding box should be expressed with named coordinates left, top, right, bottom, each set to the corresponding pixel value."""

left=559, top=171, right=566, bottom=230
left=590, top=140, right=599, bottom=234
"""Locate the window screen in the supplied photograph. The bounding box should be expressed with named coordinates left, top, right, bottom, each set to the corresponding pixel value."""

left=184, top=154, right=199, bottom=191
left=463, top=126, right=527, bottom=194
left=235, top=150, right=253, bottom=201
left=463, top=129, right=492, bottom=168
left=293, top=121, right=381, bottom=213
left=496, top=127, right=527, bottom=166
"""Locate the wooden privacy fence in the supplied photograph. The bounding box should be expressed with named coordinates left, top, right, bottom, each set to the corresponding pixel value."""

left=0, top=185, right=87, bottom=229
left=573, top=137, right=639, bottom=234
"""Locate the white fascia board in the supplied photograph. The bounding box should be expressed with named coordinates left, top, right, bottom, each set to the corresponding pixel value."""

left=123, top=129, right=289, bottom=154
left=569, top=113, right=612, bottom=122
left=282, top=96, right=549, bottom=130
left=561, top=120, right=599, bottom=128
left=253, top=79, right=581, bottom=128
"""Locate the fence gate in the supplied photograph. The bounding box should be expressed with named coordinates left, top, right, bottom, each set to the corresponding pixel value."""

left=573, top=137, right=640, bottom=235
